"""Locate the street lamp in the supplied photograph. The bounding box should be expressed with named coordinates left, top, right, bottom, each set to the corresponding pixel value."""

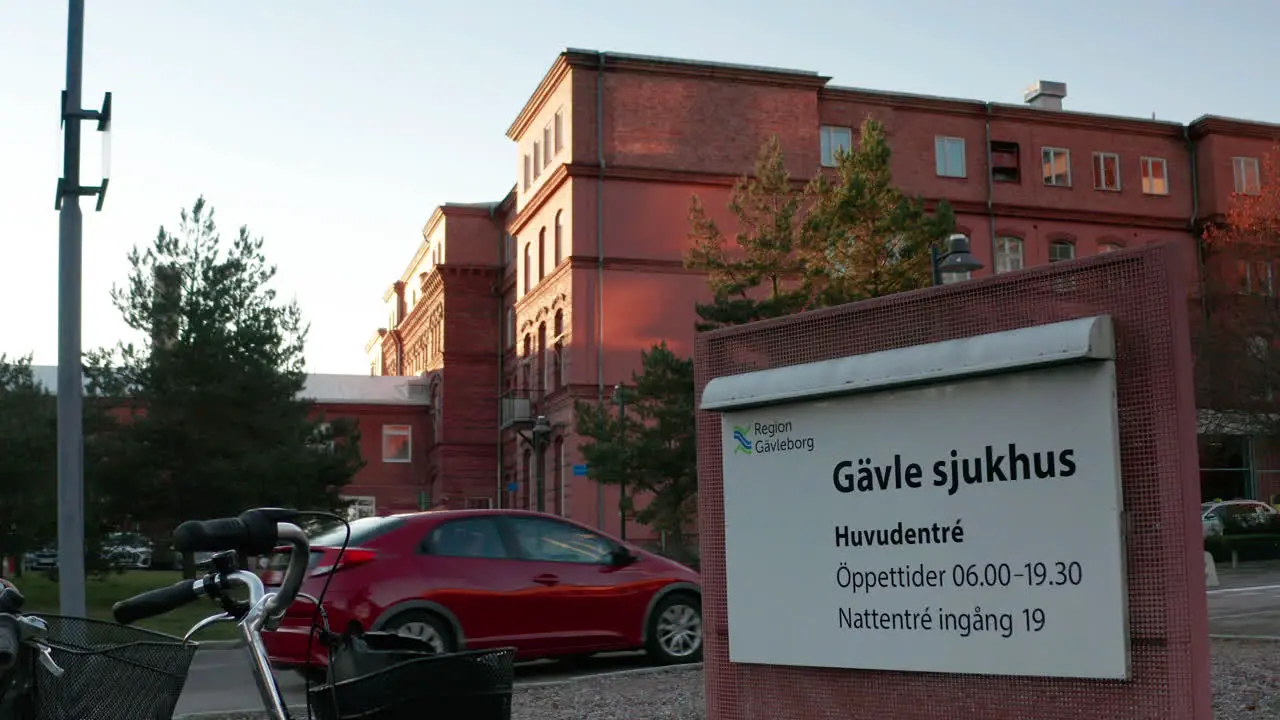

left=931, top=233, right=984, bottom=286
left=516, top=416, right=552, bottom=513
left=52, top=0, right=113, bottom=619
left=614, top=384, right=628, bottom=541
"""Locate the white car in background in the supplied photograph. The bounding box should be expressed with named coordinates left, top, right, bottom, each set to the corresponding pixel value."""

left=1202, top=500, right=1279, bottom=538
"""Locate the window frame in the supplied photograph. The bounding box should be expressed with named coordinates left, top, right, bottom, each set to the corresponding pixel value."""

left=1048, top=240, right=1076, bottom=263
left=1234, top=156, right=1261, bottom=195
left=934, top=136, right=966, bottom=178
left=522, top=154, right=532, bottom=191
left=1091, top=152, right=1121, bottom=191
left=542, top=123, right=553, bottom=168
left=553, top=108, right=565, bottom=153
left=1042, top=147, right=1072, bottom=187
left=532, top=141, right=542, bottom=180
left=994, top=236, right=1024, bottom=274
left=381, top=424, right=413, bottom=464
left=820, top=125, right=853, bottom=168
left=421, top=516, right=511, bottom=560
left=500, top=515, right=618, bottom=565
left=1140, top=156, right=1169, bottom=195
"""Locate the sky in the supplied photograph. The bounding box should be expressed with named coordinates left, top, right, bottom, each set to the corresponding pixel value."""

left=2, top=0, right=1276, bottom=374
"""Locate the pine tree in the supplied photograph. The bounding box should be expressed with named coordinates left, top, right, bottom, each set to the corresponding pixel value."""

left=799, top=118, right=957, bottom=306
left=684, top=136, right=810, bottom=330
left=91, top=198, right=364, bottom=572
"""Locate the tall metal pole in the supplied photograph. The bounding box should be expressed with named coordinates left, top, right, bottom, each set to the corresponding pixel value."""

left=57, top=0, right=88, bottom=617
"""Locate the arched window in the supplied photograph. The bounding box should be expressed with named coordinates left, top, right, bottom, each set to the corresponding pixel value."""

left=537, top=322, right=548, bottom=391
left=1098, top=241, right=1123, bottom=254
left=554, top=211, right=564, bottom=266
left=538, top=227, right=546, bottom=281
left=523, top=243, right=531, bottom=294
left=552, top=310, right=564, bottom=391
left=994, top=236, right=1024, bottom=273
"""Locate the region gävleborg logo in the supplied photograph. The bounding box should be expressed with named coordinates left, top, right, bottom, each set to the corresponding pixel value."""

left=728, top=421, right=816, bottom=456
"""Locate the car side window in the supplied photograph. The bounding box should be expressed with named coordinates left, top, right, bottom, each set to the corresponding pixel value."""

left=424, top=518, right=508, bottom=560
left=508, top=517, right=614, bottom=564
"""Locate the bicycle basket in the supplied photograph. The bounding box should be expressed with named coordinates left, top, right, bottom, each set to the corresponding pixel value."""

left=32, top=616, right=197, bottom=720
left=307, top=647, right=516, bottom=720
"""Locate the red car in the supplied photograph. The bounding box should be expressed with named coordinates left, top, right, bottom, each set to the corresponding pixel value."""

left=259, top=509, right=703, bottom=678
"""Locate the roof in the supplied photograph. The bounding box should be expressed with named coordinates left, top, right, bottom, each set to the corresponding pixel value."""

left=28, top=365, right=431, bottom=407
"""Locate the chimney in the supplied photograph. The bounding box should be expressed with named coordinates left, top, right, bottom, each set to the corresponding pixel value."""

left=151, top=263, right=181, bottom=349
left=1023, top=80, right=1067, bottom=111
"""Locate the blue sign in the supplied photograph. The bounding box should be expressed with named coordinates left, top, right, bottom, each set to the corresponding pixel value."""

left=573, top=464, right=589, bottom=477
left=506, top=482, right=518, bottom=493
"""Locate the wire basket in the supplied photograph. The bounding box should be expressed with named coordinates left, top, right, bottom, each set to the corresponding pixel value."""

left=307, top=647, right=516, bottom=720
left=32, top=616, right=198, bottom=720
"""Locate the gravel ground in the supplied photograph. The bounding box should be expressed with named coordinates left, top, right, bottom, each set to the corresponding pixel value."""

left=180, top=639, right=1279, bottom=719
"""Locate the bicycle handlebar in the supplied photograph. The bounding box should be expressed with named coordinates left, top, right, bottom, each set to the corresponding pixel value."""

left=111, top=579, right=207, bottom=626
left=172, top=507, right=300, bottom=556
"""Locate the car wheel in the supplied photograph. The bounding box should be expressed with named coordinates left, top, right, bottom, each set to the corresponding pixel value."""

left=384, top=611, right=455, bottom=655
left=646, top=593, right=703, bottom=665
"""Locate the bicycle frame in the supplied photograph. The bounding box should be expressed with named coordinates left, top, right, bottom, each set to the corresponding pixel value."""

left=182, top=521, right=311, bottom=719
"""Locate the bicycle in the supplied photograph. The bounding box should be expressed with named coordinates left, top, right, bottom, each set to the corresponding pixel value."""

left=0, top=507, right=315, bottom=719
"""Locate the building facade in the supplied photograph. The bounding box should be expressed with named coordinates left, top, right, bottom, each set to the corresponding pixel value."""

left=32, top=367, right=434, bottom=518
left=371, top=49, right=1280, bottom=536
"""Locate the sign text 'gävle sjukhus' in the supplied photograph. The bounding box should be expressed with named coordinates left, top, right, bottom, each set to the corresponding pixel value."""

left=705, top=319, right=1130, bottom=681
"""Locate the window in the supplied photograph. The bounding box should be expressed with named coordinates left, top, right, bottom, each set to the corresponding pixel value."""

left=522, top=243, right=531, bottom=294
left=523, top=154, right=531, bottom=190
left=934, top=137, right=966, bottom=178
left=542, top=124, right=552, bottom=167
left=426, top=518, right=508, bottom=559
left=553, top=108, right=564, bottom=153
left=532, top=142, right=542, bottom=180
left=307, top=422, right=334, bottom=454
left=312, top=515, right=406, bottom=547
left=553, top=211, right=563, bottom=266
left=1234, top=157, right=1261, bottom=195
left=508, top=517, right=615, bottom=564
left=990, top=141, right=1021, bottom=183
left=1141, top=157, right=1168, bottom=195
left=1243, top=260, right=1276, bottom=296
left=1042, top=147, right=1071, bottom=187
left=505, top=308, right=516, bottom=348
left=820, top=125, right=853, bottom=167
left=1092, top=152, right=1120, bottom=191
left=537, top=227, right=546, bottom=280
left=995, top=236, right=1024, bottom=273
left=1049, top=241, right=1075, bottom=262
left=504, top=233, right=515, bottom=264
left=1098, top=241, right=1123, bottom=254
left=381, top=424, right=412, bottom=463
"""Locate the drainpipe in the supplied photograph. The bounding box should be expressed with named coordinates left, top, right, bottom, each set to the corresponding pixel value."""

left=595, top=51, right=607, bottom=528
left=492, top=203, right=505, bottom=508
left=984, top=103, right=997, bottom=267
left=1186, top=126, right=1209, bottom=322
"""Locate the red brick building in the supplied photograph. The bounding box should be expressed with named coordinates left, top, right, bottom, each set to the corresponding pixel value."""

left=32, top=366, right=434, bottom=517
left=371, top=49, right=1280, bottom=535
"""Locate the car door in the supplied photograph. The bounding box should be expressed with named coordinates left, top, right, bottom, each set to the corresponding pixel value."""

left=415, top=516, right=557, bottom=654
left=502, top=516, right=647, bottom=652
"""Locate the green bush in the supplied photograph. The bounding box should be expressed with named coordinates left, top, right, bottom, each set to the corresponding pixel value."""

left=1206, top=513, right=1280, bottom=562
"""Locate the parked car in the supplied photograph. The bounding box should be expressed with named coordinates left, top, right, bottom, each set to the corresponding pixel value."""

left=23, top=532, right=155, bottom=573
left=259, top=509, right=703, bottom=679
left=1202, top=499, right=1280, bottom=538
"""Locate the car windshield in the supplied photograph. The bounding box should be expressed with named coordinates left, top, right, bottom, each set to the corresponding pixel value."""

left=310, top=516, right=407, bottom=548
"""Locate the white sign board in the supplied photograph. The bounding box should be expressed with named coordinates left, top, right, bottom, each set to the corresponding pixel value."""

left=720, top=361, right=1129, bottom=679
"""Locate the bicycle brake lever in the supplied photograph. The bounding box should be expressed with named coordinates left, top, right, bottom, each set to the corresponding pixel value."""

left=183, top=612, right=236, bottom=644
left=32, top=643, right=64, bottom=678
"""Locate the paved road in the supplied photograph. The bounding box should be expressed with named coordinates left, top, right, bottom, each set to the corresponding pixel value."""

left=1208, top=559, right=1280, bottom=637
left=174, top=649, right=654, bottom=717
